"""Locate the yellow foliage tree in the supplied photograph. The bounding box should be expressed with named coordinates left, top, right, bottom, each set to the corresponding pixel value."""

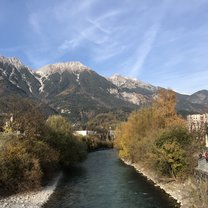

left=114, top=89, right=192, bottom=179
left=153, top=89, right=185, bottom=128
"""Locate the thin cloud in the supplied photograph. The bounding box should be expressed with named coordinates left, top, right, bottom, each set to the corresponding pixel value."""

left=94, top=42, right=127, bottom=62
left=59, top=38, right=83, bottom=51
left=129, top=23, right=160, bottom=77
left=86, top=18, right=111, bottom=35
left=128, top=0, right=174, bottom=77
left=2, top=0, right=208, bottom=94
left=28, top=13, right=41, bottom=34
left=57, top=7, right=125, bottom=60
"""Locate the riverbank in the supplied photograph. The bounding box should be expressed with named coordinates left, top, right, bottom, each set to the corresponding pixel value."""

left=122, top=159, right=194, bottom=208
left=0, top=173, right=62, bottom=208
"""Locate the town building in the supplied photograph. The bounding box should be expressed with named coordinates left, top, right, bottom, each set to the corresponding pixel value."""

left=108, top=130, right=115, bottom=139
left=187, top=113, right=208, bottom=147
left=74, top=130, right=96, bottom=136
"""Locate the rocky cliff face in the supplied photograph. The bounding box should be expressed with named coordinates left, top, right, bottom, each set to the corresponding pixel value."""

left=0, top=56, right=41, bottom=97
left=108, top=74, right=158, bottom=105
left=187, top=90, right=208, bottom=105
left=0, top=56, right=208, bottom=123
left=109, top=74, right=157, bottom=92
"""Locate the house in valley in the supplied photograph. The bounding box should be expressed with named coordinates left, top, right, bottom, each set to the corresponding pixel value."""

left=74, top=130, right=96, bottom=136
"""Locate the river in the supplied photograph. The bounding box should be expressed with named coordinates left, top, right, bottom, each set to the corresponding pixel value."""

left=43, top=149, right=180, bottom=208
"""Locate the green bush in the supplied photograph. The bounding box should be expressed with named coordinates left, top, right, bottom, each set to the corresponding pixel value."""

left=154, top=126, right=193, bottom=178
left=155, top=126, right=192, bottom=148
left=81, top=135, right=113, bottom=151
left=45, top=115, right=87, bottom=167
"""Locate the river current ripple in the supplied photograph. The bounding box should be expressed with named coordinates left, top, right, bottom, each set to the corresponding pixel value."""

left=43, top=149, right=180, bottom=208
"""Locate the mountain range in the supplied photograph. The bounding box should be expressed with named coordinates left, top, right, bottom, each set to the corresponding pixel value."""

left=0, top=56, right=208, bottom=125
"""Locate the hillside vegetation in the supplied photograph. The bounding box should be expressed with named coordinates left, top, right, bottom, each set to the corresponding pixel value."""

left=0, top=100, right=87, bottom=195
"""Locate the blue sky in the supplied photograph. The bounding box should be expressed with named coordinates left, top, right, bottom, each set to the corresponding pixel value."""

left=1, top=0, right=208, bottom=94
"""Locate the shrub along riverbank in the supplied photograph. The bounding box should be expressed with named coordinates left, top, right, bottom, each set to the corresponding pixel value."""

left=114, top=89, right=207, bottom=208
left=80, top=135, right=113, bottom=152
left=0, top=100, right=87, bottom=195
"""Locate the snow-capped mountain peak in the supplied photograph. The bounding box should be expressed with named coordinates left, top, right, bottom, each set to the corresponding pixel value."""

left=36, top=61, right=90, bottom=76
left=0, top=56, right=25, bottom=69
left=1, top=55, right=208, bottom=121
left=0, top=56, right=41, bottom=96
left=109, top=74, right=157, bottom=91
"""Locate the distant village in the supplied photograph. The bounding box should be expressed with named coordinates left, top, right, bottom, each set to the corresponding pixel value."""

left=1, top=112, right=208, bottom=144
left=0, top=113, right=115, bottom=141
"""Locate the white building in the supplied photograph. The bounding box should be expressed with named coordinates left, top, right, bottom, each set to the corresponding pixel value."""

left=74, top=130, right=96, bottom=136
left=187, top=113, right=208, bottom=147
left=109, top=130, right=115, bottom=139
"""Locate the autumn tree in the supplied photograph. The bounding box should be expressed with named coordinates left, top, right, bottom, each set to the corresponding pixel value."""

left=114, top=107, right=156, bottom=163
left=0, top=100, right=58, bottom=194
left=115, top=89, right=193, bottom=180
left=153, top=89, right=185, bottom=128
left=0, top=136, right=42, bottom=193
left=10, top=99, right=46, bottom=137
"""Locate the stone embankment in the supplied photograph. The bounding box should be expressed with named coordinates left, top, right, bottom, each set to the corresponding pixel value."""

left=0, top=173, right=62, bottom=208
left=123, top=160, right=195, bottom=208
